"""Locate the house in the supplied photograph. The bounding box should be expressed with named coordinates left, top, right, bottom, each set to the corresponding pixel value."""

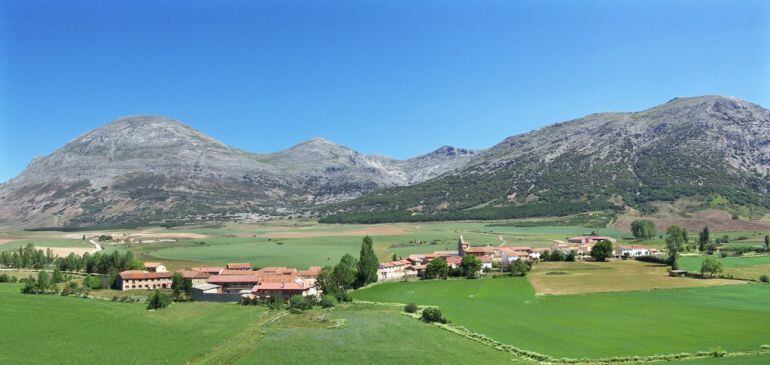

left=206, top=274, right=263, bottom=293
left=479, top=255, right=494, bottom=270
left=177, top=270, right=211, bottom=286
left=377, top=260, right=413, bottom=281
left=251, top=277, right=319, bottom=301
left=445, top=256, right=463, bottom=269
left=143, top=262, right=168, bottom=273
left=616, top=245, right=651, bottom=258
left=118, top=270, right=173, bottom=291
left=567, top=236, right=616, bottom=245
left=499, top=247, right=532, bottom=267
left=226, top=263, right=251, bottom=271
left=190, top=267, right=224, bottom=275
left=255, top=267, right=299, bottom=276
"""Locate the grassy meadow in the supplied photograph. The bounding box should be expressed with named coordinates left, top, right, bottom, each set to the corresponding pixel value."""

left=528, top=260, right=740, bottom=295
left=0, top=283, right=528, bottom=364
left=352, top=277, right=770, bottom=359
left=678, top=255, right=770, bottom=281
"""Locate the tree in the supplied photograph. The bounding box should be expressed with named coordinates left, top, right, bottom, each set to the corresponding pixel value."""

left=565, top=250, right=576, bottom=262
left=590, top=240, right=614, bottom=262
left=765, top=235, right=769, bottom=252
left=319, top=294, right=337, bottom=308
left=268, top=293, right=285, bottom=310
left=146, top=290, right=171, bottom=310
left=355, top=236, right=379, bottom=287
left=421, top=307, right=447, bottom=323
left=36, top=270, right=51, bottom=292
left=391, top=253, right=398, bottom=261
left=700, top=257, right=723, bottom=278
left=509, top=259, right=530, bottom=276
left=460, top=255, right=482, bottom=278
left=333, top=254, right=357, bottom=289
left=698, top=226, right=710, bottom=251
left=425, top=258, right=448, bottom=279
left=316, top=265, right=342, bottom=300
left=630, top=220, right=656, bottom=239
left=550, top=250, right=566, bottom=262
left=666, top=226, right=687, bottom=267
left=404, top=302, right=418, bottom=313
left=51, top=268, right=64, bottom=284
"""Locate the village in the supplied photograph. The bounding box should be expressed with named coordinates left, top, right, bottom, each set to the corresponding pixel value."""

left=116, top=235, right=659, bottom=303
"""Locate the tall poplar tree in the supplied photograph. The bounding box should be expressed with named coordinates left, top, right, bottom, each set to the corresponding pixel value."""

left=355, top=236, right=379, bottom=287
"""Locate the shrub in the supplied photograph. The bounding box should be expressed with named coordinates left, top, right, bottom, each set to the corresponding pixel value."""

left=290, top=294, right=315, bottom=310
left=268, top=293, right=285, bottom=310
left=635, top=255, right=670, bottom=265
left=319, top=294, right=337, bottom=308
left=146, top=290, right=171, bottom=310
left=760, top=274, right=769, bottom=283
left=421, top=307, right=447, bottom=323
left=289, top=307, right=303, bottom=314
left=404, top=302, right=418, bottom=313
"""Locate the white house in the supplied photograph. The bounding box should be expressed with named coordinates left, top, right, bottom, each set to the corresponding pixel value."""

left=617, top=245, right=651, bottom=257
left=143, top=262, right=168, bottom=273
left=377, top=259, right=412, bottom=281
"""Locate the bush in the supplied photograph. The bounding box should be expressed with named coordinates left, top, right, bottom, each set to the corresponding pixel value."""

left=289, top=307, right=303, bottom=314
left=290, top=295, right=315, bottom=310
left=319, top=294, right=337, bottom=308
left=635, top=255, right=670, bottom=265
left=404, top=302, right=418, bottom=313
left=421, top=307, right=447, bottom=323
left=268, top=293, right=285, bottom=310
left=146, top=290, right=171, bottom=310
left=760, top=274, right=769, bottom=283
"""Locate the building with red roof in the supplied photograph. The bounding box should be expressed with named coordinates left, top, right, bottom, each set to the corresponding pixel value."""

left=118, top=270, right=173, bottom=290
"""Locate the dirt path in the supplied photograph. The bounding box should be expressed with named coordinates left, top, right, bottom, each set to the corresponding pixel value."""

left=187, top=311, right=287, bottom=364
left=89, top=239, right=103, bottom=251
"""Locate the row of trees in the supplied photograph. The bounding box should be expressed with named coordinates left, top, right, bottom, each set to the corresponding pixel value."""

left=0, top=244, right=143, bottom=275
left=425, top=255, right=483, bottom=279
left=317, top=236, right=379, bottom=301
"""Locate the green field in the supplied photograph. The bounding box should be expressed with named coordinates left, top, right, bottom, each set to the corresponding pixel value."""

left=144, top=221, right=628, bottom=269
left=0, top=283, right=530, bottom=364
left=353, top=278, right=770, bottom=359
left=679, top=255, right=770, bottom=280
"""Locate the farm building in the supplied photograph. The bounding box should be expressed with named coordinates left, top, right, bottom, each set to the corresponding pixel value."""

left=616, top=245, right=652, bottom=258
left=190, top=267, right=224, bottom=275
left=206, top=274, right=262, bottom=293
left=251, top=277, right=319, bottom=300
left=377, top=259, right=416, bottom=281
left=118, top=270, right=173, bottom=291
left=143, top=262, right=168, bottom=273
left=177, top=270, right=211, bottom=286
left=226, top=263, right=251, bottom=271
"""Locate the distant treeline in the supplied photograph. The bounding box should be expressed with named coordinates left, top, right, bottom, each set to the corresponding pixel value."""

left=320, top=202, right=619, bottom=224
left=0, top=243, right=142, bottom=274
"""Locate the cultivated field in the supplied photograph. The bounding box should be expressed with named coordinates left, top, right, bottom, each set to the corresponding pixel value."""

left=353, top=277, right=770, bottom=359
left=679, top=255, right=770, bottom=281
left=528, top=260, right=741, bottom=295
left=0, top=284, right=529, bottom=364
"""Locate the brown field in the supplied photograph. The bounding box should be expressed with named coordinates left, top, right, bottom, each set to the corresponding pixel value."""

left=527, top=260, right=743, bottom=295
left=38, top=247, right=100, bottom=256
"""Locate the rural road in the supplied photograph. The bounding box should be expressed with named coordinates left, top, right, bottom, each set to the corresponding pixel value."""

left=88, top=239, right=104, bottom=251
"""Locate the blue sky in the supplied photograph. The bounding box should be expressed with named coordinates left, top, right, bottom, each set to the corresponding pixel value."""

left=1, top=0, right=768, bottom=182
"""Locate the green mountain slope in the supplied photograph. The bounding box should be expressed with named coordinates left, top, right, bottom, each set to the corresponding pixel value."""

left=322, top=96, right=770, bottom=223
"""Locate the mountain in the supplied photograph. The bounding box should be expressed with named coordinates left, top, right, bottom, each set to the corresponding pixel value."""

left=0, top=116, right=477, bottom=228
left=323, top=96, right=770, bottom=223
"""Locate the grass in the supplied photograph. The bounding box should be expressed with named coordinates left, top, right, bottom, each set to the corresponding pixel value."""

left=679, top=255, right=770, bottom=280
left=528, top=260, right=741, bottom=295
left=352, top=277, right=770, bottom=359
left=235, top=304, right=528, bottom=364
left=0, top=283, right=528, bottom=364
left=0, top=284, right=269, bottom=364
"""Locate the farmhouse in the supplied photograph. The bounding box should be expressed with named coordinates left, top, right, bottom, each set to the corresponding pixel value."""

left=177, top=269, right=211, bottom=286
left=226, top=263, right=251, bottom=271
left=251, top=277, right=319, bottom=300
left=377, top=259, right=415, bottom=281
left=567, top=236, right=616, bottom=245
left=190, top=267, right=224, bottom=275
left=143, top=262, right=168, bottom=273
left=118, top=270, right=173, bottom=290
left=206, top=274, right=262, bottom=293
left=616, top=245, right=652, bottom=258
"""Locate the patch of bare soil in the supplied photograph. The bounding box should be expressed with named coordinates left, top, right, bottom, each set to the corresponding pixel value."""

left=38, top=246, right=100, bottom=257
left=614, top=209, right=770, bottom=232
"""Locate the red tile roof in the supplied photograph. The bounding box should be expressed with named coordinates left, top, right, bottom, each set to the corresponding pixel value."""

left=177, top=270, right=210, bottom=279
left=119, top=270, right=173, bottom=280
left=190, top=267, right=224, bottom=274
left=143, top=262, right=163, bottom=268
left=226, top=263, right=251, bottom=270
left=207, top=275, right=262, bottom=284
